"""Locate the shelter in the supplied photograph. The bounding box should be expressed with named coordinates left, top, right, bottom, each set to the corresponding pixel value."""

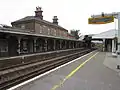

left=92, top=29, right=118, bottom=52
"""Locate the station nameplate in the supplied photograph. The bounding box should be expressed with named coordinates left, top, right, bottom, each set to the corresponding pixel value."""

left=88, top=16, right=114, bottom=24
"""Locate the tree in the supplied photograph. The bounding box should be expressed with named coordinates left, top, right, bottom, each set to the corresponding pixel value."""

left=70, top=29, right=81, bottom=39
left=83, top=35, right=92, bottom=48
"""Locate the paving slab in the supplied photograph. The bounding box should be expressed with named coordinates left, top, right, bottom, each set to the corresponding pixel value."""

left=12, top=51, right=120, bottom=90
left=103, top=52, right=120, bottom=72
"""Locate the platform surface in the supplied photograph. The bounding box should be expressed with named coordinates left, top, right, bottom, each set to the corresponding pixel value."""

left=12, top=51, right=120, bottom=90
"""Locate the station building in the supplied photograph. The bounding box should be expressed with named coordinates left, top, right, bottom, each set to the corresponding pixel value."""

left=92, top=29, right=118, bottom=52
left=0, top=7, right=83, bottom=57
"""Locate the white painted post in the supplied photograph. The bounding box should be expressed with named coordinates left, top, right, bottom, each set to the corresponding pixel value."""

left=112, top=39, right=115, bottom=53
left=114, top=39, right=116, bottom=52
left=103, top=39, right=105, bottom=52
left=17, top=37, right=21, bottom=55
left=117, top=12, right=120, bottom=54
left=34, top=38, right=37, bottom=52
left=45, top=39, right=48, bottom=51
left=53, top=39, right=56, bottom=50
left=64, top=41, right=66, bottom=49
left=60, top=40, right=62, bottom=49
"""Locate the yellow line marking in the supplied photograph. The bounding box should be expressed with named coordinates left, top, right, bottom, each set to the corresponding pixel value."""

left=51, top=52, right=99, bottom=90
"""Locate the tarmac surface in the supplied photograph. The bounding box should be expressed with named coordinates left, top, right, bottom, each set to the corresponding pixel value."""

left=12, top=51, right=120, bottom=90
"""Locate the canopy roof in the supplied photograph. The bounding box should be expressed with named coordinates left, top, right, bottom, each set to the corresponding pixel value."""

left=92, top=29, right=118, bottom=39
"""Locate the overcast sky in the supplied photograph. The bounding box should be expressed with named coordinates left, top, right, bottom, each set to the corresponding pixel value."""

left=0, top=0, right=119, bottom=35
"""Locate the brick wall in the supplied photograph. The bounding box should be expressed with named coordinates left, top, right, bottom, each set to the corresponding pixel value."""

left=12, top=20, right=68, bottom=38
left=12, top=22, right=35, bottom=32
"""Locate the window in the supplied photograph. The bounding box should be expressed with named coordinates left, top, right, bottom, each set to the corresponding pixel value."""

left=43, top=25, right=48, bottom=34
left=48, top=28, right=50, bottom=35
left=43, top=25, right=46, bottom=28
left=21, top=24, right=25, bottom=29
left=43, top=25, right=46, bottom=30
left=64, top=32, right=66, bottom=37
left=59, top=30, right=61, bottom=37
left=54, top=29, right=56, bottom=36
left=51, top=28, right=54, bottom=35
left=40, top=26, right=42, bottom=33
left=61, top=31, right=63, bottom=36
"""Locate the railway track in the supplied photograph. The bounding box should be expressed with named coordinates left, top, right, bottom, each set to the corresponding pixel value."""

left=0, top=48, right=84, bottom=71
left=0, top=48, right=95, bottom=90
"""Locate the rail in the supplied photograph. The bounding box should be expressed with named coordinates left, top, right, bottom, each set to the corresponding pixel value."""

left=0, top=48, right=95, bottom=90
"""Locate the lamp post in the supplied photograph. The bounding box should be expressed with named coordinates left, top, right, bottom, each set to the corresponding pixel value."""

left=91, top=12, right=120, bottom=54
left=117, top=13, right=120, bottom=54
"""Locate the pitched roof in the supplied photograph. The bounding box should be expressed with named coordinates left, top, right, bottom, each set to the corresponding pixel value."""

left=92, top=29, right=118, bottom=39
left=11, top=16, right=68, bottom=31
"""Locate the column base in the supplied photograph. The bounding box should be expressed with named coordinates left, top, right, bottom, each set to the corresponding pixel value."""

left=112, top=52, right=117, bottom=57
left=116, top=50, right=120, bottom=55
left=117, top=65, right=120, bottom=69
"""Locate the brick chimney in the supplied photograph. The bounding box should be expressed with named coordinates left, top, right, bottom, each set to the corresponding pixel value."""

left=53, top=16, right=58, bottom=25
left=35, top=6, right=43, bottom=20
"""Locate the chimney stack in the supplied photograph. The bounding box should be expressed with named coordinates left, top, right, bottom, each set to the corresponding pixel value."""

left=53, top=16, right=58, bottom=25
left=35, top=6, right=43, bottom=20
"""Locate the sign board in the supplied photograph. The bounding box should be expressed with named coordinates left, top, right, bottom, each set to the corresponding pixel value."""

left=88, top=16, right=114, bottom=24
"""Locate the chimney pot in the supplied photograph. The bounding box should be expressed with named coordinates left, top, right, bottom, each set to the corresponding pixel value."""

left=53, top=16, right=58, bottom=25
left=35, top=6, right=43, bottom=20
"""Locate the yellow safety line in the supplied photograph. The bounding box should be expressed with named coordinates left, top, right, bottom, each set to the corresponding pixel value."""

left=51, top=52, right=99, bottom=90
